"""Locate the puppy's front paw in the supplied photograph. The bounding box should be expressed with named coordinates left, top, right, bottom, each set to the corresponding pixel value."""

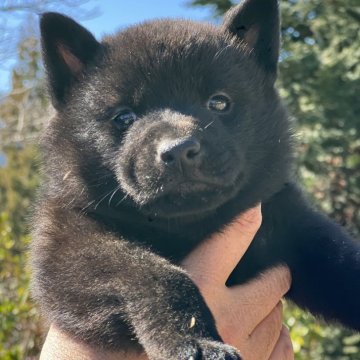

left=178, top=339, right=242, bottom=360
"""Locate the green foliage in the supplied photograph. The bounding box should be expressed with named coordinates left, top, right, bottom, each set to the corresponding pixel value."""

left=284, top=303, right=360, bottom=360
left=278, top=0, right=360, bottom=237
left=0, top=13, right=45, bottom=360
left=0, top=145, right=40, bottom=236
left=0, top=2, right=96, bottom=359
left=0, top=212, right=42, bottom=360
left=189, top=0, right=234, bottom=16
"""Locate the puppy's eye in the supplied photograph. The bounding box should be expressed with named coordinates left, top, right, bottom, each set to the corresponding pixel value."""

left=112, top=108, right=137, bottom=130
left=207, top=94, right=231, bottom=113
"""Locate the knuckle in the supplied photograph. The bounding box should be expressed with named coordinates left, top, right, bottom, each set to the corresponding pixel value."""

left=267, top=305, right=284, bottom=335
left=272, top=303, right=284, bottom=325
left=263, top=266, right=291, bottom=295
left=235, top=207, right=262, bottom=233
left=277, top=267, right=292, bottom=292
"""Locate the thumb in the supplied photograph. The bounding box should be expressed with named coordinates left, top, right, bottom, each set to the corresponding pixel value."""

left=182, top=204, right=262, bottom=286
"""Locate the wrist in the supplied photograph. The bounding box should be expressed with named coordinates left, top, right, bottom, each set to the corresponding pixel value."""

left=41, top=325, right=147, bottom=360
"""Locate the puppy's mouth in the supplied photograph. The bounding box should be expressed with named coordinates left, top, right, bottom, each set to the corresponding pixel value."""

left=141, top=175, right=245, bottom=219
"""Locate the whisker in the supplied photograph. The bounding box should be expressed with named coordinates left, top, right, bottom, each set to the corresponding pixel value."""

left=108, top=186, right=122, bottom=206
left=115, top=194, right=129, bottom=207
left=204, top=120, right=214, bottom=130
left=63, top=187, right=85, bottom=209
left=94, top=188, right=119, bottom=210
left=80, top=199, right=96, bottom=214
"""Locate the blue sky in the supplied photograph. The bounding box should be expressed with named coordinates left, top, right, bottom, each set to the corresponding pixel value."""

left=0, top=0, right=215, bottom=92
left=81, top=0, right=214, bottom=38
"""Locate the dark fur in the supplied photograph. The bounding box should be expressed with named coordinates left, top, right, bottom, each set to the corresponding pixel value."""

left=31, top=0, right=360, bottom=359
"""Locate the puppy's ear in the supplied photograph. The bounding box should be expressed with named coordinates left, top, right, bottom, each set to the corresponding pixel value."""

left=40, top=12, right=101, bottom=108
left=223, top=0, right=280, bottom=81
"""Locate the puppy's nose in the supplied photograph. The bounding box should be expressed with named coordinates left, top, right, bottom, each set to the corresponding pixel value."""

left=158, top=137, right=201, bottom=168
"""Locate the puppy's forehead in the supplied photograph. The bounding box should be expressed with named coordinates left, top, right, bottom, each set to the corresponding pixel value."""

left=97, top=19, right=250, bottom=107
left=104, top=19, right=231, bottom=60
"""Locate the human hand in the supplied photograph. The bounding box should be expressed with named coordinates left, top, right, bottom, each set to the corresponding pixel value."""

left=182, top=204, right=293, bottom=359
left=40, top=205, right=293, bottom=360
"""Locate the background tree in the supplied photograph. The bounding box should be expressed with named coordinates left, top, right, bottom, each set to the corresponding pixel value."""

left=0, top=0, right=97, bottom=63
left=0, top=2, right=94, bottom=359
left=0, top=32, right=46, bottom=360
left=188, top=1, right=360, bottom=359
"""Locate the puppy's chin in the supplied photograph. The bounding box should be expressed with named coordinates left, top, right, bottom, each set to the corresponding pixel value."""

left=139, top=182, right=242, bottom=219
left=117, top=167, right=247, bottom=220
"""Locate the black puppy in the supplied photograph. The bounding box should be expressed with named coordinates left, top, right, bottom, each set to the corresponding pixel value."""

left=31, top=0, right=360, bottom=358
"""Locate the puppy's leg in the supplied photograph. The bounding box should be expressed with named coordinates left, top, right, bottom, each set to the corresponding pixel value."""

left=264, top=183, right=360, bottom=330
left=31, top=205, right=241, bottom=359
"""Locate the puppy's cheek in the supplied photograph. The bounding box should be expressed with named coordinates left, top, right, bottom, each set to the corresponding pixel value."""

left=116, top=156, right=157, bottom=204
left=115, top=151, right=138, bottom=196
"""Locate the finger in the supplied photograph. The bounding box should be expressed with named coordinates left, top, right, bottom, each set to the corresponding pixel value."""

left=229, top=266, right=291, bottom=331
left=268, top=326, right=294, bottom=360
left=182, top=204, right=262, bottom=285
left=243, top=302, right=283, bottom=360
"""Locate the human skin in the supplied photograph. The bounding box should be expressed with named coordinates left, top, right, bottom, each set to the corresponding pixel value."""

left=40, top=205, right=294, bottom=360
